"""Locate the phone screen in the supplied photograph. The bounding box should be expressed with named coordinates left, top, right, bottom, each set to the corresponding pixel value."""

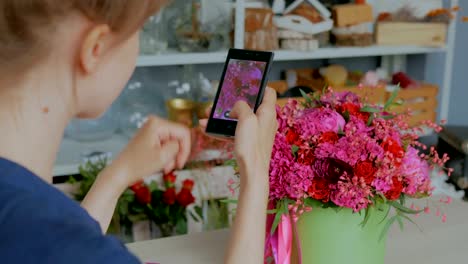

left=213, top=59, right=267, bottom=121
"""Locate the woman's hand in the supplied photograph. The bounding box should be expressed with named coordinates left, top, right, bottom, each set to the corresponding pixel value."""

left=82, top=116, right=191, bottom=232
left=200, top=88, right=278, bottom=264
left=230, top=88, right=278, bottom=187
left=106, top=115, right=191, bottom=189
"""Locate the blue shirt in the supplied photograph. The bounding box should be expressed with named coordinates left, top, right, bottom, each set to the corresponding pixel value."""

left=0, top=158, right=141, bottom=264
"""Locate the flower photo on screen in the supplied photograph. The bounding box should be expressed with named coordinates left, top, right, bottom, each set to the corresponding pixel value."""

left=214, top=59, right=267, bottom=120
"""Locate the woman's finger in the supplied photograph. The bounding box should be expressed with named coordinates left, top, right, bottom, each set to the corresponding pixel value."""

left=231, top=101, right=254, bottom=121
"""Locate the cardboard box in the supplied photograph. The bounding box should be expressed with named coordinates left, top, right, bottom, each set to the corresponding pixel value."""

left=332, top=4, right=373, bottom=27
left=376, top=22, right=447, bottom=47
left=244, top=8, right=279, bottom=50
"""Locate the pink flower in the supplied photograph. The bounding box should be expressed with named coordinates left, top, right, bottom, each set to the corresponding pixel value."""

left=277, top=100, right=301, bottom=132
left=269, top=133, right=295, bottom=199
left=321, top=91, right=360, bottom=105
left=344, top=116, right=372, bottom=135
left=400, top=147, right=431, bottom=195
left=315, top=133, right=384, bottom=166
left=295, top=108, right=345, bottom=138
left=331, top=176, right=372, bottom=212
left=282, top=163, right=314, bottom=199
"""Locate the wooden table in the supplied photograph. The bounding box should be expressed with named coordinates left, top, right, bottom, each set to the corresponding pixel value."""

left=128, top=198, right=468, bottom=264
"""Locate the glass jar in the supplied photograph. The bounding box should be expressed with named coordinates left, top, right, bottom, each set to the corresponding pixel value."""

left=119, top=81, right=165, bottom=138
left=172, top=0, right=232, bottom=52
left=140, top=8, right=169, bottom=55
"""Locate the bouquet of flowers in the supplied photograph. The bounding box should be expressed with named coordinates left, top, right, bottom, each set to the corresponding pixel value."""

left=265, top=88, right=451, bottom=263
left=131, top=172, right=198, bottom=237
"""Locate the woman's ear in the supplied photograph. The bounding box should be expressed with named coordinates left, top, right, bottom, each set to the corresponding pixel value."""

left=79, top=24, right=112, bottom=74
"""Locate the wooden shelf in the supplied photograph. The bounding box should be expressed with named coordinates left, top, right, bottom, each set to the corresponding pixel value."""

left=136, top=46, right=446, bottom=67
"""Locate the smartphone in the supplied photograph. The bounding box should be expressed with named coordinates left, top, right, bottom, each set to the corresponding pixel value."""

left=206, top=48, right=274, bottom=138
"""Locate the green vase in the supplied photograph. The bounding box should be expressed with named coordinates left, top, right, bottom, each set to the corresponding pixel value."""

left=294, top=204, right=389, bottom=264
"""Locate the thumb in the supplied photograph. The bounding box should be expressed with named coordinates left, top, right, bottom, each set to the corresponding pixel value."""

left=230, top=101, right=253, bottom=121
left=156, top=141, right=180, bottom=171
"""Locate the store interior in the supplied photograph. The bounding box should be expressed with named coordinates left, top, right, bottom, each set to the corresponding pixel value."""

left=50, top=0, right=468, bottom=263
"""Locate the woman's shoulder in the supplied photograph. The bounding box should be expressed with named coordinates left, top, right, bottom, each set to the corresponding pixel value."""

left=0, top=158, right=141, bottom=264
left=0, top=157, right=97, bottom=230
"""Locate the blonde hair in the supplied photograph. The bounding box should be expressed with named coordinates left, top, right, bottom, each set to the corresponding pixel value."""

left=0, top=0, right=164, bottom=74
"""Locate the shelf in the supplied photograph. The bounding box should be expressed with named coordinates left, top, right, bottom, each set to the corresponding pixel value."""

left=136, top=45, right=446, bottom=67
left=54, top=134, right=128, bottom=176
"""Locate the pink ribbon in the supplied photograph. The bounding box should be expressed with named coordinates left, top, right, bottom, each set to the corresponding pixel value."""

left=265, top=207, right=303, bottom=264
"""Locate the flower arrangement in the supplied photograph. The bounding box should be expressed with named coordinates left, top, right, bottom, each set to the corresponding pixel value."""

left=268, top=88, right=451, bottom=235
left=130, top=172, right=198, bottom=237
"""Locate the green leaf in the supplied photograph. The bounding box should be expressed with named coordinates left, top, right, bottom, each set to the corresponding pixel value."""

left=300, top=89, right=312, bottom=103
left=381, top=114, right=396, bottom=120
left=360, top=206, right=371, bottom=227
left=337, top=127, right=345, bottom=136
left=284, top=198, right=295, bottom=205
left=267, top=209, right=278, bottom=214
left=220, top=199, right=238, bottom=204
left=194, top=205, right=203, bottom=219
left=399, top=195, right=406, bottom=206
left=175, top=218, right=188, bottom=235
left=378, top=193, right=388, bottom=204
left=342, top=111, right=350, bottom=121
left=67, top=176, right=77, bottom=184
left=271, top=210, right=283, bottom=235
left=148, top=181, right=159, bottom=192
left=291, top=145, right=299, bottom=156
left=390, top=201, right=424, bottom=214
left=379, top=205, right=392, bottom=224
left=360, top=106, right=381, bottom=113
left=397, top=215, right=404, bottom=231
left=270, top=200, right=289, bottom=235
left=189, top=211, right=200, bottom=222
left=384, top=88, right=400, bottom=110
left=399, top=214, right=423, bottom=232
left=224, top=159, right=238, bottom=167
left=367, top=113, right=375, bottom=126
left=304, top=198, right=320, bottom=208
left=332, top=207, right=343, bottom=213
left=380, top=215, right=397, bottom=241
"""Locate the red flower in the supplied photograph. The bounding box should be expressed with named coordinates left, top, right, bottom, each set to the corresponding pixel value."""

left=129, top=181, right=145, bottom=193
left=338, top=102, right=360, bottom=115
left=385, top=177, right=404, bottom=201
left=286, top=129, right=300, bottom=145
left=382, top=138, right=404, bottom=162
left=297, top=148, right=315, bottom=165
left=320, top=131, right=339, bottom=144
left=163, top=188, right=177, bottom=205
left=356, top=111, right=371, bottom=123
left=182, top=179, right=195, bottom=191
left=177, top=189, right=195, bottom=207
left=134, top=186, right=152, bottom=204
left=354, top=161, right=376, bottom=185
left=163, top=172, right=177, bottom=184
left=308, top=177, right=331, bottom=203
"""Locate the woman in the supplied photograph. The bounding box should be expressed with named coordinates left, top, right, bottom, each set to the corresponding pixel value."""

left=0, top=1, right=277, bottom=263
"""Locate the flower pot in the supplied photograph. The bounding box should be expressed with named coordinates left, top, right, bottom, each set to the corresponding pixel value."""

left=293, top=204, right=389, bottom=264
